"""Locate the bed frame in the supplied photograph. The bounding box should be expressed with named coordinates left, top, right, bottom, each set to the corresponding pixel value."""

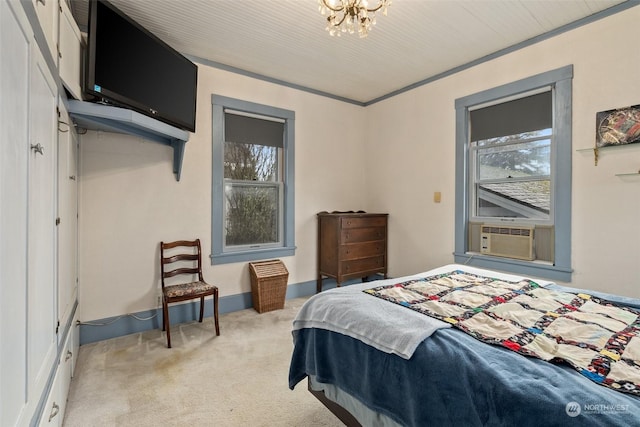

left=307, top=378, right=362, bottom=427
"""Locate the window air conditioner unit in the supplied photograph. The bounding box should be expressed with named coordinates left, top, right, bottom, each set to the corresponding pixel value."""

left=480, top=225, right=534, bottom=261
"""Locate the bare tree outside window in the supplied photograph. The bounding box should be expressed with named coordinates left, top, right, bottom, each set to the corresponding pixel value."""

left=224, top=141, right=280, bottom=246
left=224, top=141, right=277, bottom=182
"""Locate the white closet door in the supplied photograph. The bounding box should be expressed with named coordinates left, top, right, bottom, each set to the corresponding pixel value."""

left=0, top=1, right=30, bottom=425
left=27, top=40, right=58, bottom=404
left=32, top=0, right=58, bottom=62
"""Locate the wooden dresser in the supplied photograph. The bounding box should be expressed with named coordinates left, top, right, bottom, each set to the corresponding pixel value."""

left=316, top=211, right=388, bottom=293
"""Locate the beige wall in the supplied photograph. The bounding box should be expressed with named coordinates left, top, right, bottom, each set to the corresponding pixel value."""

left=79, top=66, right=367, bottom=321
left=364, top=6, right=640, bottom=297
left=79, top=7, right=640, bottom=321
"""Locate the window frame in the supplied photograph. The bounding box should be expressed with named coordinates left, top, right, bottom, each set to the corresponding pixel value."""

left=211, top=95, right=295, bottom=264
left=454, top=66, right=573, bottom=281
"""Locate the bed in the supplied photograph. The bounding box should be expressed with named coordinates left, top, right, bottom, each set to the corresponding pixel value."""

left=288, top=265, right=640, bottom=426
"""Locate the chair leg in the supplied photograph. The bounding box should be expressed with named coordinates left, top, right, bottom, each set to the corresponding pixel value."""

left=163, top=299, right=172, bottom=348
left=214, top=290, right=220, bottom=336
left=162, top=299, right=166, bottom=331
left=199, top=296, right=205, bottom=323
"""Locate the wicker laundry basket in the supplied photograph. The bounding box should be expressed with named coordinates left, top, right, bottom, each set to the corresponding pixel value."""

left=249, top=259, right=289, bottom=313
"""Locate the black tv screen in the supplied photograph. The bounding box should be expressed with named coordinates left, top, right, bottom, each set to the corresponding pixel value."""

left=85, top=0, right=197, bottom=132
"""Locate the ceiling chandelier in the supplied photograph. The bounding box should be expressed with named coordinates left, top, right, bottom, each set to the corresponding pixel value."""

left=318, top=0, right=391, bottom=38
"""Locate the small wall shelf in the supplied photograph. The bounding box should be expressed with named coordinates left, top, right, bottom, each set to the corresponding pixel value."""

left=576, top=144, right=640, bottom=166
left=67, top=100, right=189, bottom=181
left=575, top=146, right=602, bottom=166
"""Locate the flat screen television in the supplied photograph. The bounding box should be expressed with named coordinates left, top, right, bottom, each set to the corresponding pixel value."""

left=85, top=0, right=198, bottom=132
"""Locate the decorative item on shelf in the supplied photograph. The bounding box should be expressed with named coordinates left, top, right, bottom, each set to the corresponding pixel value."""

left=319, top=0, right=391, bottom=38
left=592, top=104, right=640, bottom=166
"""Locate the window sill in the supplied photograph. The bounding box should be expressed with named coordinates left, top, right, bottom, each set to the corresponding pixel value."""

left=211, top=246, right=296, bottom=265
left=453, top=252, right=572, bottom=282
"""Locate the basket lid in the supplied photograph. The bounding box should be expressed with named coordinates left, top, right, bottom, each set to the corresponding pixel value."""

left=249, top=259, right=288, bottom=277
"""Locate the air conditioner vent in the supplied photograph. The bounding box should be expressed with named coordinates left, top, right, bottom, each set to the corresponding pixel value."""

left=480, top=224, right=534, bottom=260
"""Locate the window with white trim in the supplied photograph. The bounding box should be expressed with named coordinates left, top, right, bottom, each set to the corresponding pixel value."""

left=211, top=95, right=295, bottom=264
left=454, top=66, right=573, bottom=281
left=223, top=111, right=283, bottom=250
left=470, top=91, right=553, bottom=223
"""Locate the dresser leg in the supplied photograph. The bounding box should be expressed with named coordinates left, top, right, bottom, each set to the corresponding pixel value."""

left=316, top=277, right=323, bottom=293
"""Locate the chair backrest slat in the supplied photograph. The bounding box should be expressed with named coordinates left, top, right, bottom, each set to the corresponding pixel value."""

left=162, top=240, right=198, bottom=250
left=160, top=239, right=204, bottom=287
left=162, top=253, right=198, bottom=264
left=164, top=267, right=199, bottom=278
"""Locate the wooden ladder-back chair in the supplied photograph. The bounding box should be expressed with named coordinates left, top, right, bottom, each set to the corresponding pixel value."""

left=160, top=239, right=220, bottom=348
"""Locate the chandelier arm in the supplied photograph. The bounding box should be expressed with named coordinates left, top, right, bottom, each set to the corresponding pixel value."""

left=365, top=4, right=385, bottom=13
left=321, top=0, right=346, bottom=13
left=327, top=13, right=347, bottom=27
left=327, top=13, right=348, bottom=27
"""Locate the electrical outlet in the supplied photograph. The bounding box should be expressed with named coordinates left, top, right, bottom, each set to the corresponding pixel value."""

left=157, top=295, right=162, bottom=306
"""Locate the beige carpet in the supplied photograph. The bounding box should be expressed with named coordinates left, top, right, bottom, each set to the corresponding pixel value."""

left=63, top=297, right=344, bottom=426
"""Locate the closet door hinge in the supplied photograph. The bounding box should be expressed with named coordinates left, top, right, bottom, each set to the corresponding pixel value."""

left=55, top=320, right=60, bottom=334
left=55, top=217, right=61, bottom=226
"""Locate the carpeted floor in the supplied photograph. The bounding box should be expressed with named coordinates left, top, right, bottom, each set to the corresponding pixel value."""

left=63, top=297, right=343, bottom=426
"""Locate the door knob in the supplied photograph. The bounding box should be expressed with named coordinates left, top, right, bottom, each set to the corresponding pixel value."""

left=30, top=143, right=44, bottom=155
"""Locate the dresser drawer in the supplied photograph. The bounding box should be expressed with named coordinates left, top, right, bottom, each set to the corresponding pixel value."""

left=341, top=227, right=385, bottom=244
left=339, top=241, right=385, bottom=260
left=341, top=256, right=385, bottom=275
left=341, top=216, right=387, bottom=229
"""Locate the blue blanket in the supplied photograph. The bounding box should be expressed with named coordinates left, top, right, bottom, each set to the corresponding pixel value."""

left=289, top=327, right=640, bottom=426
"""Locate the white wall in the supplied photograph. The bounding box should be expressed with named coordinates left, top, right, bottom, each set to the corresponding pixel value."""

left=80, top=7, right=640, bottom=323
left=79, top=65, right=367, bottom=321
left=364, top=6, right=640, bottom=298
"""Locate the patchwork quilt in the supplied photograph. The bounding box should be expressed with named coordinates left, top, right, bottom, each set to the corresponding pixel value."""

left=364, top=270, right=640, bottom=396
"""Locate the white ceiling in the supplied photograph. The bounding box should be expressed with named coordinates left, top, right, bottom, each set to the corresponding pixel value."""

left=70, top=0, right=631, bottom=105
